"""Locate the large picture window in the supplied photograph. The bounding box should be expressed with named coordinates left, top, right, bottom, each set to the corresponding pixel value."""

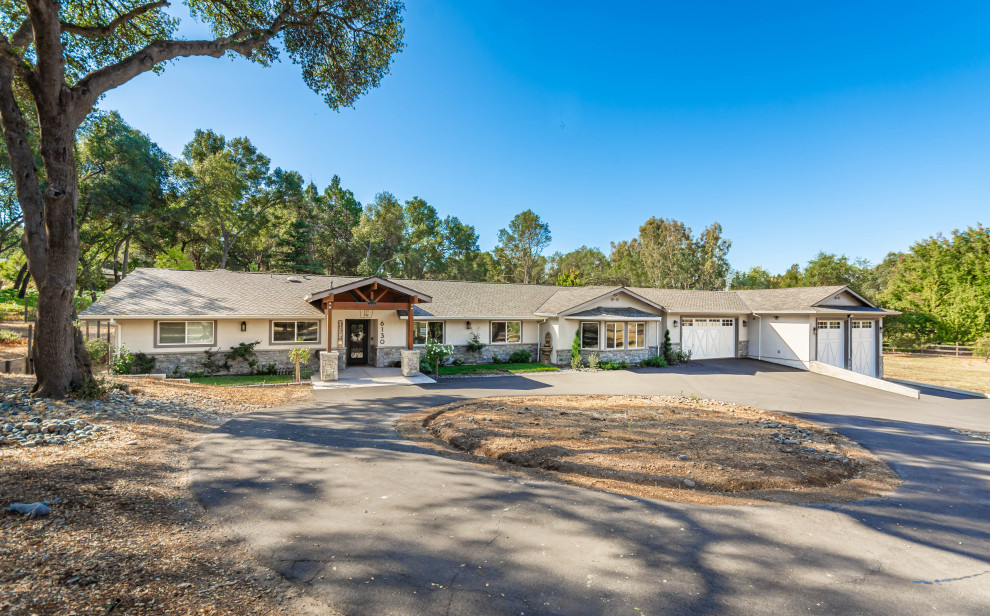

left=580, top=322, right=599, bottom=349
left=606, top=322, right=626, bottom=349
left=157, top=321, right=214, bottom=346
left=414, top=321, right=445, bottom=345
left=272, top=321, right=320, bottom=343
left=628, top=322, right=646, bottom=348
left=491, top=321, right=521, bottom=344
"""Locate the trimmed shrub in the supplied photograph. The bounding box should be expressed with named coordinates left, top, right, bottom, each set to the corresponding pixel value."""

left=507, top=349, right=531, bottom=363
left=640, top=355, right=668, bottom=368
left=132, top=351, right=156, bottom=374
left=599, top=360, right=629, bottom=371
left=587, top=353, right=600, bottom=370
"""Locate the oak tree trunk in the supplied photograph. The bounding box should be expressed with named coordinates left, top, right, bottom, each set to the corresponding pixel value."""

left=30, top=103, right=87, bottom=397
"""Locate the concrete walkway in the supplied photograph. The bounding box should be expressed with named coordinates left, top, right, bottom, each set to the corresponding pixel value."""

left=192, top=360, right=990, bottom=615
left=312, top=366, right=435, bottom=390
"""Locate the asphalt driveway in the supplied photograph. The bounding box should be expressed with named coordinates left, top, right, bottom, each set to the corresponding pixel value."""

left=191, top=360, right=990, bottom=615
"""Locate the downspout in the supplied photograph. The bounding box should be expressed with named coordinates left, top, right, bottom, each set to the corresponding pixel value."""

left=754, top=314, right=762, bottom=361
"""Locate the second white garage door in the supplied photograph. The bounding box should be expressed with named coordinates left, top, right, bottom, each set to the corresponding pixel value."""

left=681, top=318, right=735, bottom=359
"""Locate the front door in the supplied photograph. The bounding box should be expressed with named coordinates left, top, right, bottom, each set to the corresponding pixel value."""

left=346, top=320, right=369, bottom=365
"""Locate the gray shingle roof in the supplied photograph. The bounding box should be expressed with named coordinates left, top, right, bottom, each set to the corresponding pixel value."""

left=80, top=269, right=891, bottom=320
left=80, top=268, right=337, bottom=318
left=388, top=279, right=557, bottom=319
left=629, top=288, right=751, bottom=313
left=565, top=307, right=662, bottom=319
left=534, top=286, right=623, bottom=316
left=733, top=286, right=846, bottom=312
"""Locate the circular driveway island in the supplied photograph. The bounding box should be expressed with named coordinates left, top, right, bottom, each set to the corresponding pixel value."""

left=191, top=360, right=990, bottom=616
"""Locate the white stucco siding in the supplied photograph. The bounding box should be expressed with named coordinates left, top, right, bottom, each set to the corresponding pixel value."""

left=749, top=314, right=813, bottom=368
left=115, top=317, right=328, bottom=355
left=820, top=290, right=863, bottom=307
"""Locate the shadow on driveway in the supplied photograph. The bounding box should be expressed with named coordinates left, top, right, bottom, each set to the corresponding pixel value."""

left=193, top=383, right=990, bottom=615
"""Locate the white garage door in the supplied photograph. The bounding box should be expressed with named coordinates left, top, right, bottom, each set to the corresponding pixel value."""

left=816, top=320, right=844, bottom=369
left=851, top=320, right=877, bottom=377
left=681, top=318, right=735, bottom=360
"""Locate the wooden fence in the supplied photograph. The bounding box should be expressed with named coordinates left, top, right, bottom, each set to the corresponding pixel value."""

left=883, top=343, right=975, bottom=357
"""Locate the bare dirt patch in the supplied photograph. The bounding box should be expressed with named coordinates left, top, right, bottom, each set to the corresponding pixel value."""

left=397, top=395, right=901, bottom=506
left=1, top=374, right=330, bottom=616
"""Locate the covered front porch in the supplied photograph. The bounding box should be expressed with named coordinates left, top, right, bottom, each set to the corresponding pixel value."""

left=306, top=277, right=434, bottom=379
left=311, top=365, right=436, bottom=390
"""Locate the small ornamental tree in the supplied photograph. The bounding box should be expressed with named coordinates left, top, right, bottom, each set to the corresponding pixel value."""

left=422, top=340, right=453, bottom=376
left=570, top=331, right=581, bottom=370
left=288, top=347, right=310, bottom=382
left=662, top=329, right=674, bottom=364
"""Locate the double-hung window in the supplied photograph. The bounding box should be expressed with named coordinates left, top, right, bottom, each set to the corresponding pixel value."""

left=414, top=321, right=445, bottom=345
left=628, top=322, right=646, bottom=348
left=491, top=321, right=521, bottom=344
left=580, top=322, right=599, bottom=349
left=272, top=321, right=319, bottom=343
left=157, top=321, right=214, bottom=346
left=605, top=322, right=626, bottom=349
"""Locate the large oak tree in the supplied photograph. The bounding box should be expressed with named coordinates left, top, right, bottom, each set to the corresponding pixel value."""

left=0, top=1, right=404, bottom=397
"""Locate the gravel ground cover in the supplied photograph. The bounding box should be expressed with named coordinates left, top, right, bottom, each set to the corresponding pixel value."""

left=398, top=395, right=901, bottom=506
left=0, top=374, right=330, bottom=616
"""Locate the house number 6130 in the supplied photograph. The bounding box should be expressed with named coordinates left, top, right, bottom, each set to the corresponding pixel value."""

left=380, top=321, right=386, bottom=345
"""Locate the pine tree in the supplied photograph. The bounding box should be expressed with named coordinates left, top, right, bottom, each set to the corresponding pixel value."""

left=273, top=217, right=322, bottom=274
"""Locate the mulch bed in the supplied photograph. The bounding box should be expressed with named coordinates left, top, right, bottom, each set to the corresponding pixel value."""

left=0, top=375, right=331, bottom=616
left=397, top=395, right=902, bottom=506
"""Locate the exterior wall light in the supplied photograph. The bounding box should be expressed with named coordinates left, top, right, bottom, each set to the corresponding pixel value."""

left=466, top=321, right=472, bottom=329
left=672, top=320, right=678, bottom=327
left=240, top=321, right=247, bottom=332
left=742, top=320, right=747, bottom=327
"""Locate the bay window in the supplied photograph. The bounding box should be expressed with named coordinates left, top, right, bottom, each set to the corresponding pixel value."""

left=580, top=322, right=599, bottom=349
left=605, top=322, right=626, bottom=349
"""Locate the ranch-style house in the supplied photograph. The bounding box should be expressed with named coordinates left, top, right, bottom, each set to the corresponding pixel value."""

left=79, top=268, right=896, bottom=378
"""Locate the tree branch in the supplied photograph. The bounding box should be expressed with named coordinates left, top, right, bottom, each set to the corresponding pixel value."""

left=68, top=7, right=308, bottom=128
left=61, top=1, right=170, bottom=38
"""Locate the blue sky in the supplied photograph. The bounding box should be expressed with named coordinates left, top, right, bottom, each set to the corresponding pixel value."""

left=101, top=1, right=990, bottom=273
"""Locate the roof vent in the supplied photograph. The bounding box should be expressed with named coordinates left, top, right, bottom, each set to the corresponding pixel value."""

left=286, top=276, right=302, bottom=283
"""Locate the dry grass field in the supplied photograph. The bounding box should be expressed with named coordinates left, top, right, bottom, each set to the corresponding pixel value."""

left=883, top=354, right=990, bottom=393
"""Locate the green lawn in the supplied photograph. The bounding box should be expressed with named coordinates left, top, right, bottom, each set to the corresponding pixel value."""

left=187, top=374, right=296, bottom=386
left=437, top=362, right=559, bottom=376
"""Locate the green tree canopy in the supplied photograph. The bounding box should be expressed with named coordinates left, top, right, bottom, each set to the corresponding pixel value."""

left=495, top=209, right=551, bottom=284
left=0, top=0, right=405, bottom=397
